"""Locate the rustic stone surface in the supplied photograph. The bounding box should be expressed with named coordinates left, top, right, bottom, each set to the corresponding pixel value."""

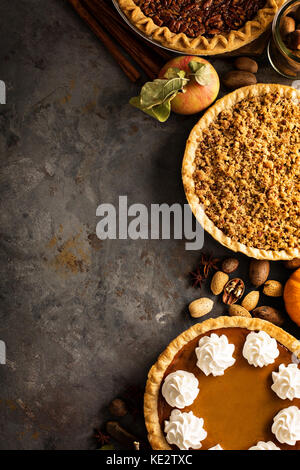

left=0, top=0, right=297, bottom=450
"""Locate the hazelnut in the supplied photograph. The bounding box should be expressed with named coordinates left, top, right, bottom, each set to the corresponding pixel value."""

left=222, top=257, right=239, bottom=274
left=293, top=6, right=300, bottom=23
left=286, top=30, right=300, bottom=50
left=109, top=398, right=128, bottom=417
left=280, top=16, right=295, bottom=38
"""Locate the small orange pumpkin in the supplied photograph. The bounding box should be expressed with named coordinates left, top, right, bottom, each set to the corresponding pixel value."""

left=284, top=268, right=300, bottom=326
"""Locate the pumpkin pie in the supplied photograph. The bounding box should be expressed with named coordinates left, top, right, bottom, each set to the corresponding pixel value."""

left=182, top=83, right=300, bottom=260
left=116, top=0, right=285, bottom=55
left=144, top=316, right=300, bottom=450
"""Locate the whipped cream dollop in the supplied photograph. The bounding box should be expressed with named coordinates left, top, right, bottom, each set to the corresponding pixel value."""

left=209, top=444, right=223, bottom=450
left=272, top=406, right=300, bottom=446
left=195, top=333, right=235, bottom=376
left=249, top=441, right=280, bottom=450
left=162, top=370, right=199, bottom=409
left=271, top=364, right=300, bottom=400
left=242, top=331, right=279, bottom=367
left=164, top=409, right=207, bottom=450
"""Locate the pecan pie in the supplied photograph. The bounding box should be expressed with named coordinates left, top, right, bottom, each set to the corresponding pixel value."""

left=182, top=84, right=300, bottom=260
left=117, top=0, right=285, bottom=54
left=144, top=316, right=300, bottom=450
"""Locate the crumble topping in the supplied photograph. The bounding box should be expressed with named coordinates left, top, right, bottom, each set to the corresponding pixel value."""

left=193, top=92, right=300, bottom=251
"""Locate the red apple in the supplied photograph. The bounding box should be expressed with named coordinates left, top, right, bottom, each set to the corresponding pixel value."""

left=159, top=56, right=220, bottom=115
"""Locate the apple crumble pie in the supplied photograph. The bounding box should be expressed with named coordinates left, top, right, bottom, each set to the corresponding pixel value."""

left=182, top=84, right=300, bottom=258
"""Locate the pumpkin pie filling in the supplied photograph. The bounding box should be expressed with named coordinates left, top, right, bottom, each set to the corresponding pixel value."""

left=158, top=327, right=300, bottom=450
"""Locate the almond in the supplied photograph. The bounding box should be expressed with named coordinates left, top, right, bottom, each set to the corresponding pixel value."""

left=263, top=280, right=283, bottom=297
left=189, top=297, right=214, bottom=318
left=210, top=271, right=229, bottom=295
left=229, top=304, right=251, bottom=318
left=241, top=291, right=259, bottom=311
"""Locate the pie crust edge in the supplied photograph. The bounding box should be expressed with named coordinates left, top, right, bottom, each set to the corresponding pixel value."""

left=117, top=0, right=285, bottom=55
left=182, top=83, right=300, bottom=261
left=144, top=315, right=300, bottom=450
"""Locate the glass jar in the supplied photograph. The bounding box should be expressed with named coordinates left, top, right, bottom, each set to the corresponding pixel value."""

left=267, top=0, right=300, bottom=78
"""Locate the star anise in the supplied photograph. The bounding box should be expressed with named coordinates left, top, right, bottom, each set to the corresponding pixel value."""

left=200, top=253, right=220, bottom=278
left=189, top=253, right=220, bottom=288
left=94, top=429, right=111, bottom=446
left=190, top=267, right=205, bottom=288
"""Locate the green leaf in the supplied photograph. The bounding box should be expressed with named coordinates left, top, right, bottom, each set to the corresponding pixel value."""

left=139, top=79, right=170, bottom=108
left=151, top=99, right=172, bottom=122
left=188, top=61, right=211, bottom=86
left=188, top=61, right=204, bottom=73
left=129, top=96, right=142, bottom=108
left=159, top=77, right=188, bottom=102
left=129, top=74, right=188, bottom=122
left=140, top=77, right=188, bottom=109
left=130, top=95, right=172, bottom=122
left=99, top=444, right=114, bottom=450
left=164, top=67, right=186, bottom=79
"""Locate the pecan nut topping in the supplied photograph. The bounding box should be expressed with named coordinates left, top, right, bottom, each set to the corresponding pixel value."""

left=134, top=0, right=266, bottom=37
left=223, top=278, right=245, bottom=304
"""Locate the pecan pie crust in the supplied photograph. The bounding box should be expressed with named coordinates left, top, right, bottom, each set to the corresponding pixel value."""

left=117, top=0, right=285, bottom=54
left=182, top=84, right=300, bottom=260
left=144, top=316, right=300, bottom=450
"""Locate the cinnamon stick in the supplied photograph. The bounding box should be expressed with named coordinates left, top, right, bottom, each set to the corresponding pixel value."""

left=93, top=0, right=172, bottom=61
left=83, top=0, right=161, bottom=79
left=106, top=421, right=138, bottom=448
left=68, top=0, right=141, bottom=82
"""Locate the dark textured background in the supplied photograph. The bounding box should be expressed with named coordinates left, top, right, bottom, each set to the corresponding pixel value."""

left=0, top=0, right=298, bottom=450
